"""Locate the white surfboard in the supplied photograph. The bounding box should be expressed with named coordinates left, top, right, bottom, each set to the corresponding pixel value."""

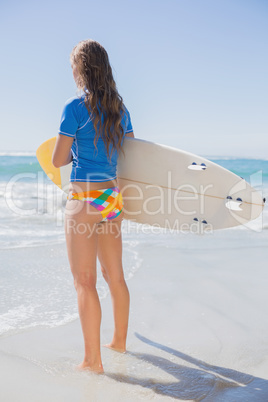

left=36, top=137, right=265, bottom=232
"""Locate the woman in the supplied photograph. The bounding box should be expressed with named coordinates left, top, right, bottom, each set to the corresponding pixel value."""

left=52, top=39, right=134, bottom=373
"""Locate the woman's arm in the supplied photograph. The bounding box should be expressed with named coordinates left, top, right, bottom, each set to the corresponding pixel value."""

left=125, top=131, right=135, bottom=138
left=52, top=134, right=74, bottom=168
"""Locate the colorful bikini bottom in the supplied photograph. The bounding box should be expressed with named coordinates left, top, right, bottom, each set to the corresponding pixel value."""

left=69, top=186, right=124, bottom=222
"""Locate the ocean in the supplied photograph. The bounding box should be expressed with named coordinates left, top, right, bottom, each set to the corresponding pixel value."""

left=0, top=153, right=268, bottom=338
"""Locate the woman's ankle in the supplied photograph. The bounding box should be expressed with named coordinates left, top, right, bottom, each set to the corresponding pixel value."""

left=77, top=355, right=104, bottom=373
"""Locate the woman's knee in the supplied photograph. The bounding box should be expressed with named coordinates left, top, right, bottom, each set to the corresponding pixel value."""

left=73, top=272, right=97, bottom=291
left=106, top=269, right=126, bottom=288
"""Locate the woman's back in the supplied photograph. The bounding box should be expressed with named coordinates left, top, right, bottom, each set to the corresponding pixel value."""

left=58, top=94, right=133, bottom=182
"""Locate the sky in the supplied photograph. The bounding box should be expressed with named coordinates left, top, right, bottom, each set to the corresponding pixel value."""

left=0, top=0, right=267, bottom=158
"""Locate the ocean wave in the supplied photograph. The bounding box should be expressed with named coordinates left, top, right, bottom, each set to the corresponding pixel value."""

left=204, top=155, right=268, bottom=161
left=0, top=151, right=36, bottom=156
left=0, top=239, right=142, bottom=337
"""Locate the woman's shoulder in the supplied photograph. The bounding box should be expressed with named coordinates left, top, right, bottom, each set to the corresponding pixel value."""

left=121, top=103, right=132, bottom=120
left=64, top=93, right=86, bottom=108
left=61, top=94, right=87, bottom=120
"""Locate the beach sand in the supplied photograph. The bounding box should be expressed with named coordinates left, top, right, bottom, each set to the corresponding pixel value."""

left=1, top=231, right=268, bottom=401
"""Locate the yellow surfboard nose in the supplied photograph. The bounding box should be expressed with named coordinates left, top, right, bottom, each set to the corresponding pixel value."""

left=36, top=137, right=62, bottom=189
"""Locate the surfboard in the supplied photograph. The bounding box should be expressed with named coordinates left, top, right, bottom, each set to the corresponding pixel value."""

left=36, top=137, right=265, bottom=232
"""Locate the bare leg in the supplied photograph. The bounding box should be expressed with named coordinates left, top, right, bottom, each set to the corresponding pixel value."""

left=98, top=219, right=130, bottom=352
left=65, top=198, right=104, bottom=373
left=75, top=278, right=103, bottom=372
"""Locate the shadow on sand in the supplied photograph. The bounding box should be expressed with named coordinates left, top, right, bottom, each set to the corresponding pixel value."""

left=106, top=333, right=268, bottom=401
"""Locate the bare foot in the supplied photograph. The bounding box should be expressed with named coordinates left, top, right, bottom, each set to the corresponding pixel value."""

left=103, top=343, right=126, bottom=353
left=76, top=360, right=104, bottom=374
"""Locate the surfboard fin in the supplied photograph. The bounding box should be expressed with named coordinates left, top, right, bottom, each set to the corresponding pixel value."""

left=188, top=162, right=207, bottom=171
left=225, top=196, right=243, bottom=211
left=193, top=218, right=208, bottom=224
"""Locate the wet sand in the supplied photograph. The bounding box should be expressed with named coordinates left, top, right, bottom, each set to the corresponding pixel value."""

left=1, top=235, right=268, bottom=401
